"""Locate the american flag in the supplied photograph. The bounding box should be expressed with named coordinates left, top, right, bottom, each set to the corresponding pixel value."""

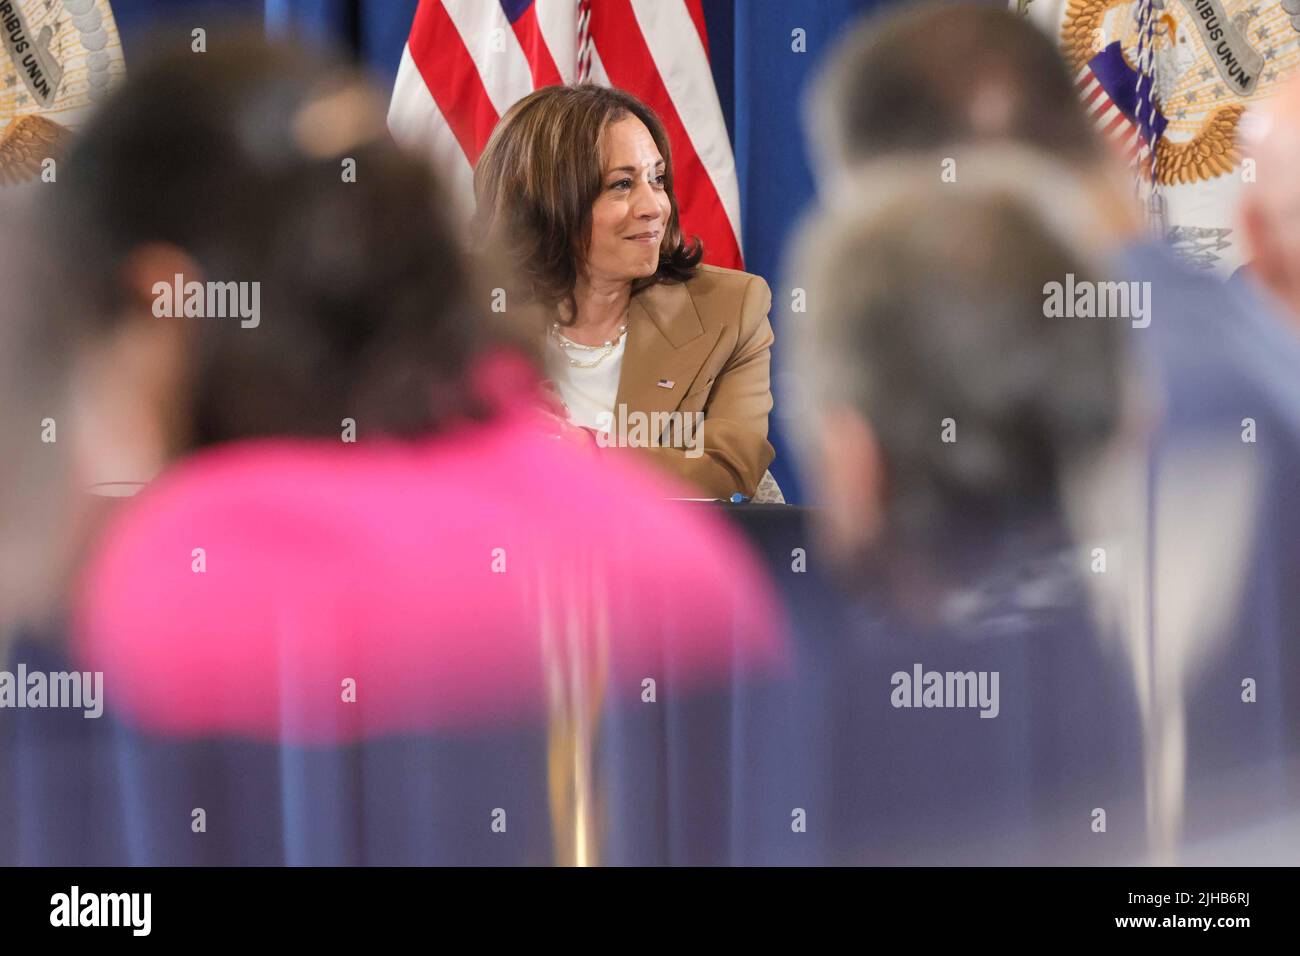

left=1074, top=40, right=1167, bottom=174
left=388, top=0, right=743, bottom=269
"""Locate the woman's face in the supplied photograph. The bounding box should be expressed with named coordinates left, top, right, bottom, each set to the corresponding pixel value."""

left=584, top=115, right=672, bottom=286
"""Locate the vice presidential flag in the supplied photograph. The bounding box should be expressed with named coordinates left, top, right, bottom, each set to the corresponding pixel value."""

left=387, top=0, right=743, bottom=269
left=0, top=0, right=125, bottom=185
left=1018, top=0, right=1300, bottom=274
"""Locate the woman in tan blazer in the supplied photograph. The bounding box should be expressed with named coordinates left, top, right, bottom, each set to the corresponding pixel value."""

left=473, top=84, right=774, bottom=500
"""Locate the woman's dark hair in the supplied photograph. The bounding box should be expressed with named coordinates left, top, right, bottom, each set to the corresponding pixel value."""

left=50, top=31, right=508, bottom=447
left=471, top=83, right=702, bottom=316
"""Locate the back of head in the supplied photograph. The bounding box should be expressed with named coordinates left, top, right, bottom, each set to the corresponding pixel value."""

left=789, top=148, right=1126, bottom=573
left=784, top=152, right=1143, bottom=862
left=51, top=31, right=503, bottom=448
left=808, top=2, right=1105, bottom=176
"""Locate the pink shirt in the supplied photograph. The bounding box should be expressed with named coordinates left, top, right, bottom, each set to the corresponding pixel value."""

left=73, top=396, right=785, bottom=744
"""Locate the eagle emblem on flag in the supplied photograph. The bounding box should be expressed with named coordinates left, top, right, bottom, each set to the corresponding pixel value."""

left=0, top=0, right=124, bottom=186
left=1022, top=0, right=1300, bottom=271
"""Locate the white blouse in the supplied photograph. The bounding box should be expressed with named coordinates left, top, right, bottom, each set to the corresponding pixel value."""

left=543, top=328, right=627, bottom=433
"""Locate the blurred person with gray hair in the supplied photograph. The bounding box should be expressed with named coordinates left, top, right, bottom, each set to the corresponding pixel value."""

left=787, top=153, right=1127, bottom=592
left=744, top=150, right=1150, bottom=864
left=797, top=0, right=1300, bottom=861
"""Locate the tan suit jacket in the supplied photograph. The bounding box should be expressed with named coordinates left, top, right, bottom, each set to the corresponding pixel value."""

left=544, top=264, right=775, bottom=498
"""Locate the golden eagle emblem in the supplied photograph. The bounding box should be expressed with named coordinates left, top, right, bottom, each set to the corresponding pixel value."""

left=0, top=114, right=67, bottom=185
left=1055, top=0, right=1297, bottom=185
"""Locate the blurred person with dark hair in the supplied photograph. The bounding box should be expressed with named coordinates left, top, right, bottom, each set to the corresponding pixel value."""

left=2, top=34, right=784, bottom=866
left=802, top=1, right=1300, bottom=860
left=473, top=84, right=775, bottom=501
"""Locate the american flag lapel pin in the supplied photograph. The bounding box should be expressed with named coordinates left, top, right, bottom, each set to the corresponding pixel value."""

left=657, top=378, right=675, bottom=389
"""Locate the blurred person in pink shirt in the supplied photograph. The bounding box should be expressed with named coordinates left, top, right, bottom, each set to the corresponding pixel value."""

left=2, top=34, right=784, bottom=866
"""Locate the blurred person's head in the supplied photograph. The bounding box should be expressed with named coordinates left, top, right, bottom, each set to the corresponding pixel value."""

left=808, top=3, right=1104, bottom=172
left=787, top=149, right=1128, bottom=600
left=50, top=32, right=513, bottom=483
left=472, top=83, right=701, bottom=317
left=1238, top=77, right=1300, bottom=329
left=806, top=2, right=1140, bottom=239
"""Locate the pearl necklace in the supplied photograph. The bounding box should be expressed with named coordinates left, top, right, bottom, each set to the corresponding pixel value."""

left=549, top=321, right=628, bottom=369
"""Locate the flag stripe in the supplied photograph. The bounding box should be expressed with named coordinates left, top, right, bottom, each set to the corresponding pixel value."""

left=684, top=0, right=709, bottom=60
left=535, top=0, right=576, bottom=84
left=595, top=0, right=742, bottom=266
left=406, top=0, right=500, bottom=165
left=585, top=40, right=613, bottom=87
left=506, top=0, right=564, bottom=90
left=443, top=0, right=535, bottom=123
left=388, top=44, right=479, bottom=217
left=1098, top=108, right=1129, bottom=138
left=629, top=0, right=742, bottom=253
